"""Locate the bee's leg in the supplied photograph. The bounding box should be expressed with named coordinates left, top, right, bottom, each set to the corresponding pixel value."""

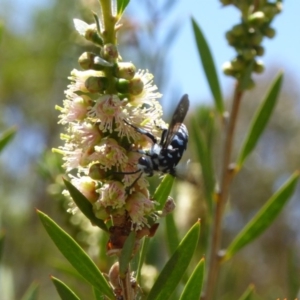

left=113, top=169, right=141, bottom=175
left=159, top=129, right=168, bottom=146
left=123, top=119, right=157, bottom=144
left=125, top=171, right=143, bottom=193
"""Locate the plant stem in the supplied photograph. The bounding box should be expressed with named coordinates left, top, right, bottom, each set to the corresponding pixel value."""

left=204, top=83, right=243, bottom=300
left=99, top=0, right=117, bottom=44
left=120, top=268, right=135, bottom=300
left=98, top=0, right=118, bottom=94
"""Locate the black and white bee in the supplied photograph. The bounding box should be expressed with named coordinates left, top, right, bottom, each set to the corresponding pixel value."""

left=124, top=94, right=189, bottom=181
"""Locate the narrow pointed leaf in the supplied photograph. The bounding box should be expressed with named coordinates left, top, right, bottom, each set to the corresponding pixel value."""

left=191, top=18, right=224, bottom=113
left=237, top=284, right=255, bottom=300
left=51, top=276, right=81, bottom=300
left=165, top=213, right=180, bottom=255
left=190, top=114, right=214, bottom=213
left=37, top=210, right=114, bottom=299
left=153, top=175, right=174, bottom=209
left=136, top=237, right=150, bottom=282
left=147, top=220, right=201, bottom=300
left=20, top=282, right=39, bottom=300
left=224, top=171, right=299, bottom=261
left=63, top=179, right=108, bottom=232
left=0, top=126, right=17, bottom=153
left=117, top=0, right=130, bottom=15
left=119, top=231, right=136, bottom=277
left=237, top=72, right=283, bottom=168
left=179, top=257, right=205, bottom=300
left=51, top=261, right=83, bottom=280
left=93, top=286, right=104, bottom=300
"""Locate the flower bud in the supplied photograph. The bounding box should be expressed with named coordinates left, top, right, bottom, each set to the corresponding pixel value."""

left=94, top=205, right=109, bottom=220
left=248, top=11, right=266, bottom=26
left=222, top=61, right=236, bottom=76
left=275, top=2, right=283, bottom=14
left=85, top=27, right=103, bottom=46
left=89, top=163, right=107, bottom=180
left=231, top=24, right=246, bottom=36
left=101, top=43, right=118, bottom=61
left=253, top=60, right=265, bottom=74
left=129, top=76, right=144, bottom=95
left=241, top=48, right=256, bottom=61
left=113, top=62, right=136, bottom=80
left=220, top=0, right=233, bottom=6
left=254, top=45, right=265, bottom=56
left=225, top=31, right=237, bottom=46
left=262, top=3, right=281, bottom=20
left=262, top=27, right=276, bottom=39
left=78, top=52, right=97, bottom=70
left=162, top=196, right=176, bottom=215
left=249, top=32, right=263, bottom=46
left=231, top=56, right=246, bottom=71
left=85, top=76, right=107, bottom=93
left=116, top=79, right=130, bottom=93
left=75, top=177, right=98, bottom=203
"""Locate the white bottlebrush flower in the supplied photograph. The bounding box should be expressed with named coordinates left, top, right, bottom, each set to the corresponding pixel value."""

left=55, top=11, right=168, bottom=240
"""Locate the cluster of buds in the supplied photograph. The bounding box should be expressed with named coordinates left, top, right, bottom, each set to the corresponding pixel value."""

left=55, top=7, right=174, bottom=257
left=221, top=0, right=282, bottom=88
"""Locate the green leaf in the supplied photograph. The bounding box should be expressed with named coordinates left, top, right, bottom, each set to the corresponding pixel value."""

left=93, top=286, right=104, bottom=300
left=51, top=276, right=81, bottom=300
left=179, top=257, right=205, bottom=300
left=147, top=220, right=201, bottom=300
left=20, top=282, right=39, bottom=300
left=153, top=175, right=174, bottom=210
left=119, top=231, right=136, bottom=277
left=237, top=72, right=283, bottom=168
left=136, top=237, right=150, bottom=283
left=179, top=258, right=205, bottom=300
left=37, top=210, right=114, bottom=299
left=165, top=213, right=180, bottom=255
left=191, top=18, right=224, bottom=114
left=117, top=0, right=130, bottom=15
left=224, top=171, right=299, bottom=261
left=51, top=261, right=83, bottom=281
left=63, top=179, right=108, bottom=232
left=237, top=284, right=255, bottom=300
left=0, top=126, right=17, bottom=153
left=190, top=112, right=215, bottom=213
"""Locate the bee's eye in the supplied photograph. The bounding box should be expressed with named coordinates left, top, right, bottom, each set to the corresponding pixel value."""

left=138, top=156, right=149, bottom=166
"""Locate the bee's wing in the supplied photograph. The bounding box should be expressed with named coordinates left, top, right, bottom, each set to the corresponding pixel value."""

left=163, top=94, right=190, bottom=148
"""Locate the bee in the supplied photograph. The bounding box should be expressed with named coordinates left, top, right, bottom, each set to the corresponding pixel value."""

left=124, top=94, right=189, bottom=182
